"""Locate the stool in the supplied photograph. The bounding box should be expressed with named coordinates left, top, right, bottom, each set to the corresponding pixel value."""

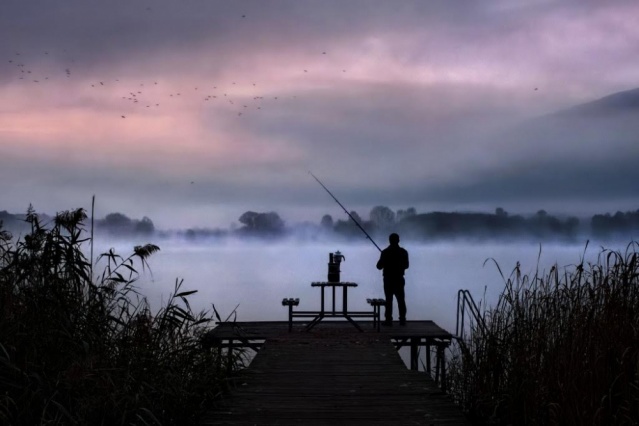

left=366, top=298, right=386, bottom=332
left=282, top=298, right=300, bottom=332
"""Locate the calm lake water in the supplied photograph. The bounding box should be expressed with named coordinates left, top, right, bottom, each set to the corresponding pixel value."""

left=90, top=237, right=630, bottom=334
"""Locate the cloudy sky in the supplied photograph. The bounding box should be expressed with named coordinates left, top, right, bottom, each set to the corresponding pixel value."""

left=1, top=0, right=638, bottom=229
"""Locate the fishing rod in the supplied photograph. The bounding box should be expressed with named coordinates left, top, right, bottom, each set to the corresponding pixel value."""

left=309, top=171, right=382, bottom=252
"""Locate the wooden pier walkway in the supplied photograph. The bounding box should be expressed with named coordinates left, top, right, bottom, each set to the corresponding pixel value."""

left=202, top=321, right=469, bottom=425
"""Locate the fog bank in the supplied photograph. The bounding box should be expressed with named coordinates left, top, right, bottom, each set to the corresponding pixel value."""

left=91, top=238, right=621, bottom=333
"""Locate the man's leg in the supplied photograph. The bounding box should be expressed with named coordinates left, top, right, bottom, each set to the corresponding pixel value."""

left=383, top=281, right=393, bottom=323
left=396, top=279, right=406, bottom=324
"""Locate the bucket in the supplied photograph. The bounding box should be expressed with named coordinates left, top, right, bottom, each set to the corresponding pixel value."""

left=327, top=262, right=340, bottom=282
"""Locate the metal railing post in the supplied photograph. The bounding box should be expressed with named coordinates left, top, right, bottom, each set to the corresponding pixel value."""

left=455, top=289, right=487, bottom=340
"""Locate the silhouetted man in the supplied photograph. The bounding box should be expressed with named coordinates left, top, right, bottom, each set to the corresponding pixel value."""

left=376, top=233, right=409, bottom=326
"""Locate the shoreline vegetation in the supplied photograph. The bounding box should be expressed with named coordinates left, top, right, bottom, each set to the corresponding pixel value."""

left=0, top=207, right=244, bottom=425
left=2, top=206, right=638, bottom=425
left=449, top=242, right=639, bottom=425
left=2, top=206, right=639, bottom=244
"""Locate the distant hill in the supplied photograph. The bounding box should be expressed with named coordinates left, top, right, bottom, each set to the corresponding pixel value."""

left=555, top=87, right=639, bottom=117
left=431, top=87, right=639, bottom=206
left=489, top=86, right=639, bottom=163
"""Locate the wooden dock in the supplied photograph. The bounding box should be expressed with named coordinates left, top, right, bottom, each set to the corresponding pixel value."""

left=202, top=321, right=469, bottom=425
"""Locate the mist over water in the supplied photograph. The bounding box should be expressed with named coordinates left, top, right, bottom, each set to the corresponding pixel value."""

left=93, top=238, right=624, bottom=333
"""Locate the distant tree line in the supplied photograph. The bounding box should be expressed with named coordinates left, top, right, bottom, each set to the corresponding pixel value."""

left=591, top=210, right=639, bottom=239
left=2, top=206, right=639, bottom=242
left=96, top=212, right=156, bottom=236
left=0, top=210, right=156, bottom=238
left=0, top=209, right=52, bottom=236
left=394, top=208, right=581, bottom=241
left=316, top=206, right=634, bottom=242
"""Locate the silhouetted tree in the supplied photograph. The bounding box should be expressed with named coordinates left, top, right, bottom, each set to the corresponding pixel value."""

left=334, top=211, right=371, bottom=239
left=369, top=206, right=395, bottom=229
left=238, top=211, right=259, bottom=229
left=349, top=211, right=363, bottom=224
left=397, top=207, right=416, bottom=223
left=564, top=216, right=580, bottom=237
left=591, top=210, right=639, bottom=238
left=320, top=214, right=334, bottom=229
left=101, top=212, right=133, bottom=234
left=237, top=211, right=284, bottom=235
left=254, top=212, right=284, bottom=232
left=134, top=216, right=155, bottom=235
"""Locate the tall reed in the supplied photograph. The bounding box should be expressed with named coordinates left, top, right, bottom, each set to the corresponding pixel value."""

left=0, top=207, right=239, bottom=425
left=448, top=243, right=639, bottom=425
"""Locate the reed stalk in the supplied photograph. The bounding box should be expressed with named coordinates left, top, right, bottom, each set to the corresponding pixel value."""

left=448, top=243, right=639, bottom=425
left=0, top=207, right=241, bottom=425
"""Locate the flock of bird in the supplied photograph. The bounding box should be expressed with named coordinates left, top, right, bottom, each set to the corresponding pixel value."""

left=4, top=6, right=547, bottom=124
left=4, top=42, right=542, bottom=122
left=3, top=18, right=348, bottom=121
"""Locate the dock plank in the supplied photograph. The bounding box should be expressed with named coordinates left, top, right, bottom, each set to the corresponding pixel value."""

left=203, top=327, right=469, bottom=425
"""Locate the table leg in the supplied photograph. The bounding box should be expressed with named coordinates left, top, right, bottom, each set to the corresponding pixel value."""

left=332, top=286, right=336, bottom=312
left=288, top=304, right=293, bottom=332
left=342, top=286, right=348, bottom=312
left=305, top=314, right=323, bottom=330
left=344, top=314, right=364, bottom=332
left=305, top=286, right=327, bottom=331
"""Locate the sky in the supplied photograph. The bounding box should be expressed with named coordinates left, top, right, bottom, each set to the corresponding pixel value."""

left=1, top=0, right=638, bottom=230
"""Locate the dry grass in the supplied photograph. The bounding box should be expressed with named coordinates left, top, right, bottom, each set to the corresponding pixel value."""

left=0, top=206, right=242, bottom=425
left=449, top=243, right=639, bottom=425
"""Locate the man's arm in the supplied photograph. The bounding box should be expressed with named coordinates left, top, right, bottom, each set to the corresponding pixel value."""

left=376, top=251, right=384, bottom=270
left=403, top=249, right=409, bottom=270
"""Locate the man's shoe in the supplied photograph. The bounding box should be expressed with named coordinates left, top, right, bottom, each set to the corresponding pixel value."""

left=381, top=321, right=393, bottom=327
left=399, top=320, right=407, bottom=326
